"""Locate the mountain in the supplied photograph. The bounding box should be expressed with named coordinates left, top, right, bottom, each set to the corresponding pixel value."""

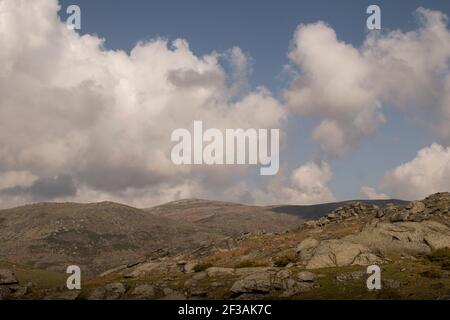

left=0, top=198, right=409, bottom=276
left=0, top=199, right=306, bottom=276
left=145, top=199, right=302, bottom=237
left=0, top=193, right=449, bottom=300
left=0, top=201, right=224, bottom=275
left=269, top=199, right=408, bottom=220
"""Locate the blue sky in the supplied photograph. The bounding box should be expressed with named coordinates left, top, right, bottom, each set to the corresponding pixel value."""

left=57, top=0, right=450, bottom=88
left=2, top=0, right=450, bottom=208
left=54, top=0, right=450, bottom=201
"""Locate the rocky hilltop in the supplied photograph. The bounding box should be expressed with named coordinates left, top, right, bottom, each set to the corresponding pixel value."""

left=0, top=193, right=449, bottom=300
left=0, top=199, right=305, bottom=277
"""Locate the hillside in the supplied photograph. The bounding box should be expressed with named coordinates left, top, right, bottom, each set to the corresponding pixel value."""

left=0, top=193, right=449, bottom=300
left=146, top=199, right=302, bottom=236
left=0, top=201, right=225, bottom=275
left=270, top=199, right=408, bottom=220
left=0, top=199, right=306, bottom=276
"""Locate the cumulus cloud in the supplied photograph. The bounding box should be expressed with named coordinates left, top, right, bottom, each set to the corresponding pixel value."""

left=379, top=143, right=450, bottom=200
left=285, top=8, right=450, bottom=157
left=251, top=161, right=336, bottom=205
left=0, top=0, right=285, bottom=207
left=2, top=1, right=449, bottom=207
left=1, top=174, right=77, bottom=199
left=359, top=185, right=389, bottom=200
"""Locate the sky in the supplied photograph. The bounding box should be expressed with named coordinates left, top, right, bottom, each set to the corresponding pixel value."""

left=1, top=0, right=450, bottom=208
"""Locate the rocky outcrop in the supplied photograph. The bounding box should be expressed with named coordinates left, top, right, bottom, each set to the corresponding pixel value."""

left=130, top=284, right=155, bottom=299
left=0, top=269, right=32, bottom=300
left=0, top=269, right=18, bottom=285
left=349, top=220, right=450, bottom=255
left=229, top=269, right=319, bottom=298
left=304, top=240, right=383, bottom=269
left=296, top=193, right=450, bottom=266
left=43, top=291, right=80, bottom=300
left=304, top=202, right=380, bottom=228
left=87, top=282, right=127, bottom=300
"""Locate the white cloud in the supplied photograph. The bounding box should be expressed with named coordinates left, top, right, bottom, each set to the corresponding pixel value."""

left=3, top=1, right=449, bottom=207
left=285, top=8, right=450, bottom=157
left=0, top=171, right=37, bottom=190
left=0, top=0, right=285, bottom=207
left=359, top=185, right=389, bottom=200
left=251, top=161, right=336, bottom=205
left=379, top=143, right=450, bottom=200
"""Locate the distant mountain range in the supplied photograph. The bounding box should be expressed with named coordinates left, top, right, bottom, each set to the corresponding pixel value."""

left=270, top=199, right=408, bottom=220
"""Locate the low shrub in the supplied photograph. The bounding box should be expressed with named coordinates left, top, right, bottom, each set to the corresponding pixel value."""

left=192, top=262, right=213, bottom=272
left=427, top=247, right=450, bottom=271
left=273, top=251, right=297, bottom=267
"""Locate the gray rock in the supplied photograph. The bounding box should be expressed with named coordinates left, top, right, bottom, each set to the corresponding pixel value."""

left=407, top=201, right=426, bottom=215
left=125, top=261, right=177, bottom=278
left=383, top=279, right=401, bottom=289
left=234, top=267, right=272, bottom=277
left=86, top=287, right=107, bottom=300
left=230, top=268, right=316, bottom=298
left=184, top=261, right=198, bottom=274
left=0, top=269, right=18, bottom=285
left=350, top=220, right=450, bottom=256
left=8, top=284, right=31, bottom=299
left=280, top=281, right=315, bottom=298
left=44, top=291, right=80, bottom=300
left=192, top=271, right=207, bottom=281
left=130, top=284, right=155, bottom=299
left=0, top=286, right=11, bottom=300
left=230, top=271, right=274, bottom=295
left=104, top=282, right=126, bottom=300
left=336, top=271, right=365, bottom=282
left=391, top=211, right=410, bottom=222
left=305, top=240, right=383, bottom=269
left=206, top=267, right=235, bottom=277
left=160, top=288, right=185, bottom=300
left=424, top=233, right=450, bottom=250
left=188, top=288, right=208, bottom=297
left=88, top=282, right=126, bottom=300
left=296, top=238, right=319, bottom=253
left=297, top=271, right=316, bottom=282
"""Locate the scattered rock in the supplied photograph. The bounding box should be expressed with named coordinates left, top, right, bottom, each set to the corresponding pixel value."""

left=188, top=288, right=208, bottom=297
left=407, top=201, right=426, bottom=215
left=160, top=288, right=185, bottom=300
left=0, top=269, right=18, bottom=285
left=383, top=279, right=401, bottom=289
left=306, top=240, right=383, bottom=269
left=104, top=282, right=127, bottom=300
left=130, top=284, right=155, bottom=299
left=86, top=287, right=107, bottom=300
left=230, top=271, right=273, bottom=295
left=336, top=271, right=366, bottom=282
left=192, top=271, right=207, bottom=281
left=87, top=282, right=126, bottom=300
left=230, top=268, right=317, bottom=298
left=297, top=272, right=316, bottom=282
left=8, top=284, right=31, bottom=299
left=44, top=291, right=80, bottom=300
left=206, top=267, right=235, bottom=277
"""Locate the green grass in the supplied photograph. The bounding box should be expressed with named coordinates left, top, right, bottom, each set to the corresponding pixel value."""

left=192, top=262, right=213, bottom=273
left=427, top=248, right=450, bottom=271
left=0, top=260, right=67, bottom=297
